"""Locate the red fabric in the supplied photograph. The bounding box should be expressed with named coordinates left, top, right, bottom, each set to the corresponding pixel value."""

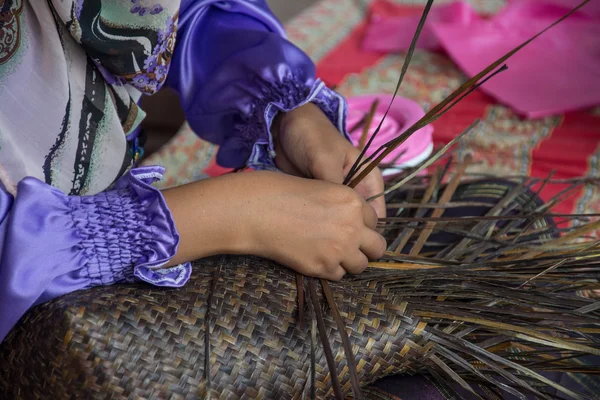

left=204, top=162, right=234, bottom=177
left=315, top=0, right=600, bottom=214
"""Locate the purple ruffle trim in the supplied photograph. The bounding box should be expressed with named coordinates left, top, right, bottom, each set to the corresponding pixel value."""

left=71, top=166, right=191, bottom=288
left=0, top=166, right=190, bottom=343
left=243, top=79, right=349, bottom=171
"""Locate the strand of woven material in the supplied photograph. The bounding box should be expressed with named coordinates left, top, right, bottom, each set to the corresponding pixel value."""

left=0, top=0, right=347, bottom=342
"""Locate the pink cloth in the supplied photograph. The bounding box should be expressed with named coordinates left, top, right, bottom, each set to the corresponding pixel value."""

left=362, top=0, right=600, bottom=118
left=541, top=0, right=600, bottom=17
left=362, top=1, right=479, bottom=52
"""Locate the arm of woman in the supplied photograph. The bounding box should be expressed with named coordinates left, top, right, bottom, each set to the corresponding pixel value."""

left=0, top=167, right=190, bottom=342
left=0, top=167, right=385, bottom=343
left=165, top=0, right=348, bottom=171
left=165, top=0, right=385, bottom=215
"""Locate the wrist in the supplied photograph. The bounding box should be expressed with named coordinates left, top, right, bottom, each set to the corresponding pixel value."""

left=273, top=103, right=321, bottom=140
left=163, top=174, right=257, bottom=265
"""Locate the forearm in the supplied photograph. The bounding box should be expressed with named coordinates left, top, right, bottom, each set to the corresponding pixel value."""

left=162, top=173, right=259, bottom=266
left=161, top=169, right=386, bottom=281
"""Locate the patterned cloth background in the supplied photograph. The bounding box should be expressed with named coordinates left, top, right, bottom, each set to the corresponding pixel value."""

left=142, top=0, right=505, bottom=188
left=144, top=0, right=600, bottom=219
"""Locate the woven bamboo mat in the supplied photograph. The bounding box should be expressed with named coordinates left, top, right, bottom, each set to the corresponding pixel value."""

left=0, top=256, right=434, bottom=398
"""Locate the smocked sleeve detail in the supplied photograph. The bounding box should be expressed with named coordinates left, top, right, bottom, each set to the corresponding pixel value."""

left=0, top=166, right=191, bottom=342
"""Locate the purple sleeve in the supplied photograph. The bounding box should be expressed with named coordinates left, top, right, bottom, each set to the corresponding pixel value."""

left=166, top=0, right=349, bottom=170
left=0, top=166, right=192, bottom=342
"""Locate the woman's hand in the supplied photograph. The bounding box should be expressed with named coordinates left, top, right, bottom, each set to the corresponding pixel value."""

left=273, top=103, right=386, bottom=218
left=163, top=172, right=386, bottom=280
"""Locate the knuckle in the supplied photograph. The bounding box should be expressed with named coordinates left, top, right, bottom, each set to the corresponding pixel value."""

left=331, top=269, right=346, bottom=281
left=346, top=192, right=364, bottom=210
left=332, top=186, right=360, bottom=206
left=316, top=253, right=337, bottom=272
left=325, top=260, right=339, bottom=273
left=360, top=257, right=370, bottom=272
left=350, top=258, right=369, bottom=275
left=311, top=152, right=330, bottom=169
left=324, top=240, right=345, bottom=260
left=312, top=262, right=330, bottom=279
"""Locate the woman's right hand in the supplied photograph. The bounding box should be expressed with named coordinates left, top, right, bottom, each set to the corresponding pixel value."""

left=244, top=172, right=387, bottom=280
left=163, top=171, right=386, bottom=280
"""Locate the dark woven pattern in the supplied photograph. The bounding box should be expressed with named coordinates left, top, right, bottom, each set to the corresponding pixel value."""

left=1, top=179, right=598, bottom=399
left=0, top=277, right=213, bottom=398
left=0, top=256, right=424, bottom=399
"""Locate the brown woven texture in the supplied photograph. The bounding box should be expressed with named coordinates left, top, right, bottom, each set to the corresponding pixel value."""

left=2, top=179, right=599, bottom=399
left=0, top=255, right=429, bottom=399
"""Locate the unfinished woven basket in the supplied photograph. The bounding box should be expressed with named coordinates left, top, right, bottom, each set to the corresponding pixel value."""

left=1, top=179, right=598, bottom=399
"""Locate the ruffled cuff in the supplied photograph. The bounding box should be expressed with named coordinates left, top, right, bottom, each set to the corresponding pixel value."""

left=227, top=79, right=349, bottom=171
left=71, top=166, right=192, bottom=289
left=0, top=166, right=194, bottom=342
left=0, top=166, right=190, bottom=342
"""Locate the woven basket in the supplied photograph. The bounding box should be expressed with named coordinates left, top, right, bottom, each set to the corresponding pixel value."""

left=0, top=256, right=419, bottom=399
left=1, top=179, right=597, bottom=399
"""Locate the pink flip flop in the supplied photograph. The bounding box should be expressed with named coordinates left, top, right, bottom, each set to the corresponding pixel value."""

left=346, top=94, right=433, bottom=176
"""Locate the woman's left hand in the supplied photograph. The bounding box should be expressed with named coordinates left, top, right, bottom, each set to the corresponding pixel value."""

left=273, top=103, right=386, bottom=218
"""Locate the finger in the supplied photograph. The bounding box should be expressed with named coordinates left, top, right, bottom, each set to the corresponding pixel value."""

left=352, top=168, right=386, bottom=219
left=343, top=145, right=364, bottom=176
left=311, top=155, right=345, bottom=184
left=360, top=229, right=387, bottom=261
left=341, top=252, right=369, bottom=275
left=362, top=200, right=379, bottom=230
left=367, top=167, right=387, bottom=218
left=324, top=265, right=347, bottom=281
left=369, top=195, right=387, bottom=219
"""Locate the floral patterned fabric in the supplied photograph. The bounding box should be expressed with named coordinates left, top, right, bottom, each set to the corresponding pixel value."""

left=0, top=0, right=181, bottom=196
